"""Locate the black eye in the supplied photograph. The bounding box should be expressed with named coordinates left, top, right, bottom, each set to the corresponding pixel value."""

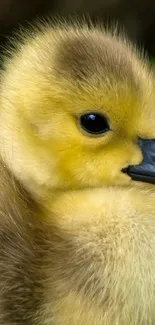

left=79, top=112, right=110, bottom=135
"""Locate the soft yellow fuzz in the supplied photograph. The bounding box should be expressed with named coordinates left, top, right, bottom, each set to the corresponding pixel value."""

left=40, top=186, right=155, bottom=325
left=0, top=20, right=155, bottom=325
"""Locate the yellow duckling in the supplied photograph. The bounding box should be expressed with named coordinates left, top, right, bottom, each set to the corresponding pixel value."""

left=0, top=20, right=155, bottom=325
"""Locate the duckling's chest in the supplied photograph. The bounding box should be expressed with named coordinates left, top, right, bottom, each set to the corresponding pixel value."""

left=41, top=292, right=104, bottom=325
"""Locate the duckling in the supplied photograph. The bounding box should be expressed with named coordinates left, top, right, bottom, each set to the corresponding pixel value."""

left=0, top=20, right=155, bottom=325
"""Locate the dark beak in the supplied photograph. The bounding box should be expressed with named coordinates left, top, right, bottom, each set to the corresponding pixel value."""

left=123, top=138, right=155, bottom=184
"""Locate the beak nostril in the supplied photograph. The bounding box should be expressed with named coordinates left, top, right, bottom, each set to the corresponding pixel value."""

left=122, top=167, right=129, bottom=174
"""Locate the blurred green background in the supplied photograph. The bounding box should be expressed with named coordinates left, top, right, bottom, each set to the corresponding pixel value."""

left=0, top=0, right=155, bottom=58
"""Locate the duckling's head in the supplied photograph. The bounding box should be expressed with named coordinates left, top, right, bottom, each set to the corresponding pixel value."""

left=1, top=22, right=155, bottom=325
left=0, top=22, right=155, bottom=196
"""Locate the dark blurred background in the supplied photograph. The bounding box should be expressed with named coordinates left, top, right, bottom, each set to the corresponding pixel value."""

left=0, top=0, right=155, bottom=58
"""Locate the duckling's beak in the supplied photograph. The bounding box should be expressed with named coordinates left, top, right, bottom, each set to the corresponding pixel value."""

left=123, top=139, right=155, bottom=185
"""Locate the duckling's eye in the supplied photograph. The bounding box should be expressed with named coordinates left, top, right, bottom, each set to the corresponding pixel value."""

left=79, top=113, right=110, bottom=135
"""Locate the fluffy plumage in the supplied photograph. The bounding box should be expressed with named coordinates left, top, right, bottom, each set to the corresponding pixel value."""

left=0, top=20, right=155, bottom=325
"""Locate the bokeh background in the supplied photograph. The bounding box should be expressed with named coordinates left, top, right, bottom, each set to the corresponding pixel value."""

left=0, top=0, right=155, bottom=58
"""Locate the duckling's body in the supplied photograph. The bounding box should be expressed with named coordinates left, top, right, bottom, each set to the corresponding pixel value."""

left=1, top=176, right=155, bottom=325
left=0, top=20, right=155, bottom=325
